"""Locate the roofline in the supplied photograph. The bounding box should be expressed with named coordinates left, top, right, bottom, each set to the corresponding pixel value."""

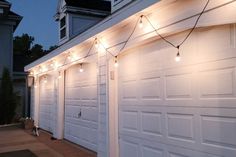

left=25, top=0, right=159, bottom=71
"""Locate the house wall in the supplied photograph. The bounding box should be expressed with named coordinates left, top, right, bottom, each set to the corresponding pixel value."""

left=69, top=14, right=103, bottom=39
left=0, top=23, right=13, bottom=76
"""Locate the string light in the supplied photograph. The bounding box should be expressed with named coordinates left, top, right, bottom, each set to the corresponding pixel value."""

left=139, top=15, right=143, bottom=29
left=50, top=61, right=55, bottom=68
left=43, top=76, right=47, bottom=83
left=29, top=1, right=209, bottom=75
left=39, top=66, right=43, bottom=73
left=114, top=56, right=119, bottom=67
left=67, top=54, right=72, bottom=61
left=95, top=38, right=99, bottom=48
left=58, top=71, right=62, bottom=79
left=175, top=46, right=181, bottom=62
left=29, top=71, right=34, bottom=75
left=79, top=63, right=84, bottom=73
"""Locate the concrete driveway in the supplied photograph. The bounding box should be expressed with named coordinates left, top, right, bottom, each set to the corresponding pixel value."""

left=0, top=126, right=96, bottom=157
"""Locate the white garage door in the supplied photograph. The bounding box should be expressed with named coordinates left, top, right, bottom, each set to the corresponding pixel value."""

left=118, top=26, right=236, bottom=157
left=64, top=63, right=98, bottom=152
left=39, top=75, right=55, bottom=133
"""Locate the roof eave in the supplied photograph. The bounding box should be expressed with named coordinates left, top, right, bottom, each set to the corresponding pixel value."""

left=24, top=0, right=159, bottom=72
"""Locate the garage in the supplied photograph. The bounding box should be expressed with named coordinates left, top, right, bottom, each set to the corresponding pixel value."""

left=64, top=63, right=98, bottom=152
left=39, top=75, right=55, bottom=133
left=117, top=25, right=236, bottom=157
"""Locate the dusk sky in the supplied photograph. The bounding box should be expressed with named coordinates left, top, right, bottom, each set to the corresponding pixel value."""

left=8, top=0, right=58, bottom=49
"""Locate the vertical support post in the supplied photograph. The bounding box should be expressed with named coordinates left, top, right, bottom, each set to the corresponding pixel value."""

left=34, top=76, right=40, bottom=127
left=55, top=70, right=65, bottom=139
left=108, top=60, right=119, bottom=157
left=97, top=50, right=109, bottom=157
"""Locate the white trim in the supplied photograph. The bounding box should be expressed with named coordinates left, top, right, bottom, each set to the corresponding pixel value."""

left=108, top=59, right=119, bottom=157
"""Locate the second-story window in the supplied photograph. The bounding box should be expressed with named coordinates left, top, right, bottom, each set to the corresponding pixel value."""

left=60, top=16, right=66, bottom=39
left=114, top=0, right=124, bottom=5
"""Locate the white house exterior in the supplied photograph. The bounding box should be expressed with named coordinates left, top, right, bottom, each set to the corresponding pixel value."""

left=25, top=0, right=236, bottom=157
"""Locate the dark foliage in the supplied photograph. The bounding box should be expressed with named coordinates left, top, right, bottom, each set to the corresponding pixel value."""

left=0, top=68, right=20, bottom=125
left=13, top=33, right=58, bottom=63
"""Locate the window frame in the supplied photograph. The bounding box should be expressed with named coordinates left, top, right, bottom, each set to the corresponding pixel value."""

left=60, top=16, right=67, bottom=40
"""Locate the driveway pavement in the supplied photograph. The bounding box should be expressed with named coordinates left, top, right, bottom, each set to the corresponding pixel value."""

left=0, top=126, right=96, bottom=157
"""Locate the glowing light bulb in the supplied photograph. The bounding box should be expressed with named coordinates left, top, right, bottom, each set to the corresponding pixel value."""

left=79, top=63, right=84, bottom=73
left=95, top=40, right=99, bottom=48
left=67, top=55, right=71, bottom=61
left=30, top=71, right=34, bottom=75
left=58, top=73, right=62, bottom=79
left=34, top=85, right=38, bottom=88
left=175, top=52, right=181, bottom=62
left=114, top=61, right=119, bottom=67
left=50, top=61, right=55, bottom=67
left=39, top=67, right=43, bottom=72
left=114, top=56, right=119, bottom=67
left=43, top=76, right=47, bottom=83
left=139, top=15, right=143, bottom=29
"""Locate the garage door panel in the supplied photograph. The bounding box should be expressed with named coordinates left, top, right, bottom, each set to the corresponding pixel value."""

left=81, top=107, right=98, bottom=122
left=120, top=139, right=139, bottom=157
left=198, top=67, right=234, bottom=98
left=120, top=110, right=139, bottom=132
left=65, top=108, right=80, bottom=119
left=65, top=117, right=98, bottom=129
left=140, top=77, right=162, bottom=99
left=121, top=80, right=139, bottom=100
left=141, top=111, right=163, bottom=137
left=199, top=108, right=236, bottom=156
left=142, top=145, right=164, bottom=157
left=201, top=116, right=236, bottom=148
left=64, top=124, right=97, bottom=150
left=65, top=87, right=79, bottom=99
left=165, top=73, right=193, bottom=99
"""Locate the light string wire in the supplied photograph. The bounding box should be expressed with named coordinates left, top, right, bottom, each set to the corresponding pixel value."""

left=32, top=0, right=210, bottom=77
left=143, top=0, right=210, bottom=50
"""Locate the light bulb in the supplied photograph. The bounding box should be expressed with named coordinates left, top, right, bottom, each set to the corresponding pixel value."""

left=175, top=52, right=181, bottom=62
left=34, top=85, right=38, bottom=88
left=43, top=76, right=47, bottom=83
left=139, top=15, right=143, bottom=29
left=114, top=61, right=119, bottom=67
left=58, top=72, right=62, bottom=79
left=95, top=39, right=99, bottom=48
left=30, top=71, right=34, bottom=75
left=39, top=67, right=43, bottom=72
left=79, top=63, right=84, bottom=72
left=50, top=61, right=55, bottom=67
left=139, top=20, right=143, bottom=28
left=67, top=55, right=71, bottom=61
left=114, top=56, right=119, bottom=67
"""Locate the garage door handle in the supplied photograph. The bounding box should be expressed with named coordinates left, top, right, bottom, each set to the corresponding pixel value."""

left=78, top=110, right=82, bottom=118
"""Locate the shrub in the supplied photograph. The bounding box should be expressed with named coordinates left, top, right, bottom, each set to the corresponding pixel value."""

left=0, top=68, right=19, bottom=125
